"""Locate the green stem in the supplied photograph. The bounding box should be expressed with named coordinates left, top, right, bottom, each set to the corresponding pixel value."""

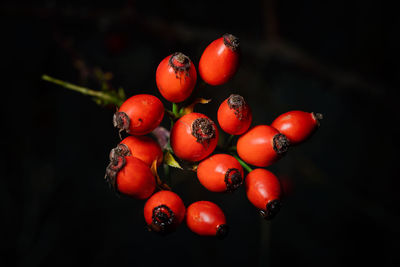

left=172, top=103, right=179, bottom=116
left=233, top=154, right=253, bottom=173
left=41, top=74, right=124, bottom=107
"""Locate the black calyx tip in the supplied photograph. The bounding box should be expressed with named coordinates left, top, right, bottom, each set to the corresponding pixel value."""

left=259, top=199, right=281, bottom=220
left=223, top=33, right=240, bottom=51
left=312, top=112, right=324, bottom=127
left=227, top=94, right=248, bottom=121
left=191, top=118, right=216, bottom=145
left=224, top=168, right=243, bottom=192
left=169, top=52, right=191, bottom=75
left=273, top=133, right=290, bottom=155
left=149, top=205, right=175, bottom=234
left=216, top=224, right=229, bottom=239
left=104, top=154, right=126, bottom=195
left=113, top=111, right=130, bottom=137
left=109, top=144, right=130, bottom=160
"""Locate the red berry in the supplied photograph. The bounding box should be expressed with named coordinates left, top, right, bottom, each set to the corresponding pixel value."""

left=217, top=94, right=252, bottom=135
left=156, top=52, right=197, bottom=103
left=237, top=125, right=290, bottom=167
left=186, top=201, right=229, bottom=239
left=197, top=154, right=244, bottom=192
left=144, top=190, right=186, bottom=233
left=199, top=33, right=240, bottom=86
left=245, top=169, right=282, bottom=220
left=170, top=112, right=219, bottom=162
left=105, top=156, right=155, bottom=199
left=113, top=94, right=164, bottom=135
left=109, top=135, right=163, bottom=167
left=271, top=110, right=323, bottom=145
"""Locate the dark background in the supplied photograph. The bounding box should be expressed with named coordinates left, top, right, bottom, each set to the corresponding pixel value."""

left=1, top=1, right=399, bottom=266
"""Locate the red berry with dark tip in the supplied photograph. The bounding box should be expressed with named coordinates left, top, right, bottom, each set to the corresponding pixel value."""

left=170, top=112, right=219, bottom=162
left=245, top=169, right=282, bottom=220
left=186, top=201, right=229, bottom=239
left=105, top=156, right=155, bottom=199
left=113, top=94, right=164, bottom=135
left=197, top=154, right=244, bottom=192
left=199, top=33, right=240, bottom=86
left=237, top=125, right=290, bottom=167
left=110, top=135, right=163, bottom=167
left=156, top=52, right=197, bottom=103
left=271, top=110, right=323, bottom=145
left=217, top=94, right=252, bottom=135
left=144, top=190, right=186, bottom=234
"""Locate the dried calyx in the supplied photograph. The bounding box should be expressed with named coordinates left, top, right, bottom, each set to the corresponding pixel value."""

left=216, top=224, right=229, bottom=239
left=149, top=205, right=175, bottom=233
left=223, top=33, right=240, bottom=51
left=191, top=118, right=216, bottom=145
left=113, top=111, right=130, bottom=135
left=312, top=112, right=324, bottom=127
left=224, top=168, right=243, bottom=192
left=105, top=144, right=131, bottom=194
left=273, top=133, right=290, bottom=155
left=227, top=94, right=248, bottom=120
left=259, top=199, right=281, bottom=220
left=169, top=52, right=191, bottom=77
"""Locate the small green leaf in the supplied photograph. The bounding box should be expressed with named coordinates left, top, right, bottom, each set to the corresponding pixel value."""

left=164, top=151, right=183, bottom=169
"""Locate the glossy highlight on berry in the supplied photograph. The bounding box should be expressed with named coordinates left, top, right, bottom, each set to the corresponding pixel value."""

left=170, top=113, right=219, bottom=162
left=113, top=94, right=164, bottom=135
left=218, top=94, right=252, bottom=135
left=186, top=201, right=229, bottom=239
left=199, top=33, right=240, bottom=86
left=156, top=52, right=197, bottom=103
left=197, top=154, right=244, bottom=192
left=144, top=191, right=186, bottom=234
left=245, top=169, right=282, bottom=220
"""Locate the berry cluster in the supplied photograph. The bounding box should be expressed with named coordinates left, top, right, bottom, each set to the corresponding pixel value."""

left=105, top=33, right=322, bottom=238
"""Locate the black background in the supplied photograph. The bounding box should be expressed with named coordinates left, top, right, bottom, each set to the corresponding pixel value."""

left=1, top=1, right=399, bottom=266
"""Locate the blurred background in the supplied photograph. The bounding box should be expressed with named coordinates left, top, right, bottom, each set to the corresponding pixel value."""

left=1, top=0, right=399, bottom=266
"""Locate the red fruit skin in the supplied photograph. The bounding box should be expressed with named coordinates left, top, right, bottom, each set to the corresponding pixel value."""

left=271, top=110, right=320, bottom=145
left=197, top=154, right=244, bottom=192
left=199, top=34, right=239, bottom=86
left=156, top=53, right=197, bottom=103
left=245, top=169, right=282, bottom=210
left=116, top=156, right=155, bottom=199
left=120, top=136, right=163, bottom=167
left=144, top=191, right=186, bottom=232
left=116, top=94, right=164, bottom=135
left=237, top=125, right=286, bottom=167
left=217, top=95, right=252, bottom=135
left=186, top=201, right=226, bottom=236
left=170, top=113, right=219, bottom=162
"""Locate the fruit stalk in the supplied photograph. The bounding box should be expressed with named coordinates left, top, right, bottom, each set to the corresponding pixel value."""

left=233, top=154, right=253, bottom=173
left=42, top=74, right=124, bottom=106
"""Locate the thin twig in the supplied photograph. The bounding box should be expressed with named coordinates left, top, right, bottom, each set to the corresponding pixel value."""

left=42, top=74, right=124, bottom=106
